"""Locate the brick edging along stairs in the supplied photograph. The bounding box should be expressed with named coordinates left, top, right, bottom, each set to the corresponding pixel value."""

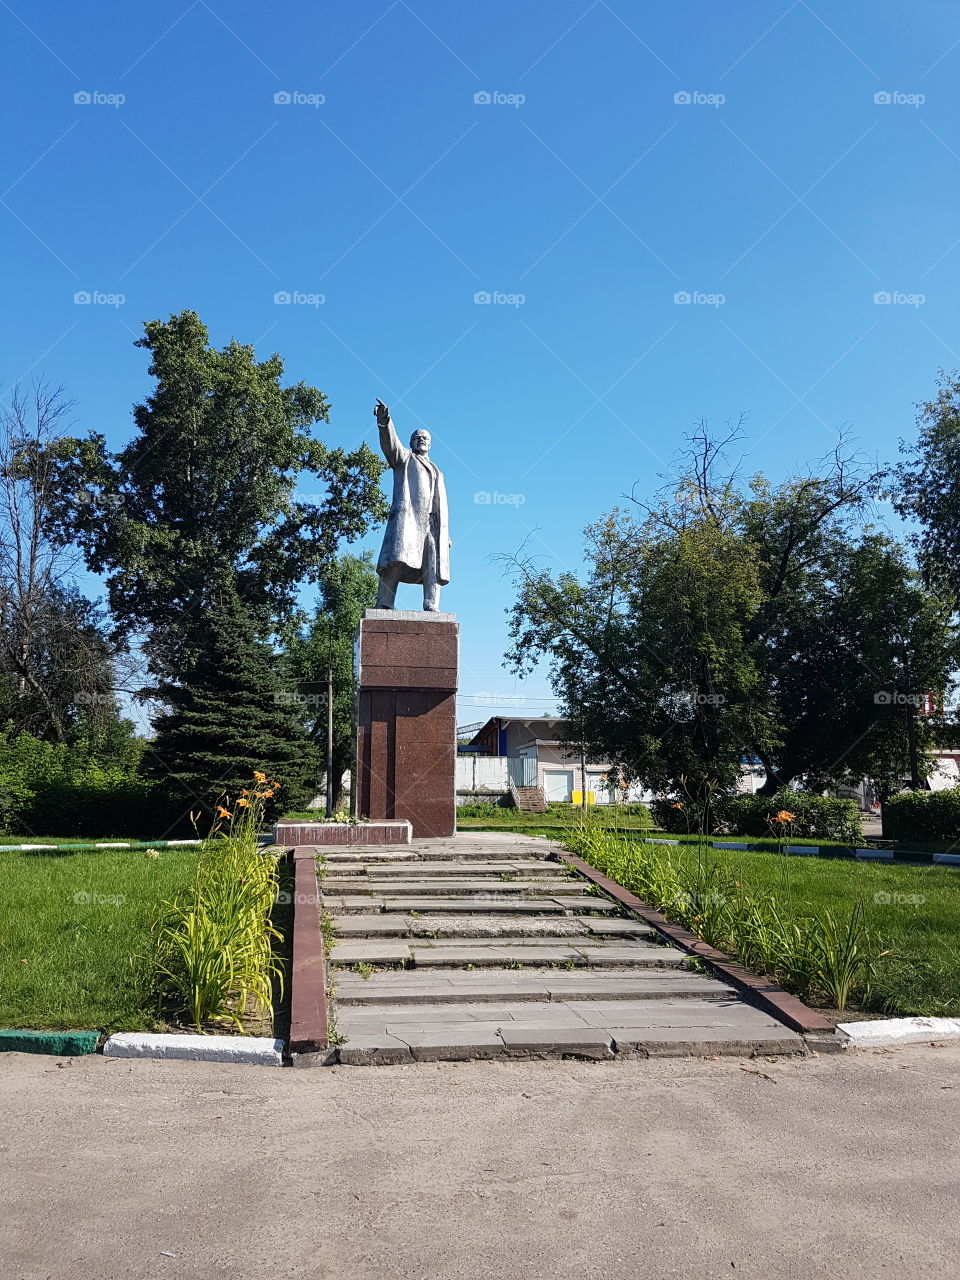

left=292, top=831, right=815, bottom=1065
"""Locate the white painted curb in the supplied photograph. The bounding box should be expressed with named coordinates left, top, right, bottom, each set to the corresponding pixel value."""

left=103, top=1032, right=283, bottom=1065
left=838, top=1016, right=960, bottom=1049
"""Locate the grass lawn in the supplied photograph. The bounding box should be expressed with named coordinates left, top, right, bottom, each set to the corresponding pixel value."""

left=457, top=808, right=652, bottom=832
left=0, top=845, right=201, bottom=1033
left=0, top=834, right=139, bottom=846
left=669, top=840, right=960, bottom=1017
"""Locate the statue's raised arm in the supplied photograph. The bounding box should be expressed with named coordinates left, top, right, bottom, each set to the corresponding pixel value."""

left=374, top=399, right=406, bottom=469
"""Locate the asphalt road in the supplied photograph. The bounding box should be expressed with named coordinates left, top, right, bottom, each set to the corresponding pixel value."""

left=2, top=1043, right=958, bottom=1279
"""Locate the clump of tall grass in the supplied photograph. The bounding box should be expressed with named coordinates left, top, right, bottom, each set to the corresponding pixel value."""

left=153, top=773, right=284, bottom=1032
left=568, top=826, right=883, bottom=1011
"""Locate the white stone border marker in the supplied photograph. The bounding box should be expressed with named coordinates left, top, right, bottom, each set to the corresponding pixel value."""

left=103, top=1032, right=283, bottom=1065
left=838, top=1016, right=960, bottom=1049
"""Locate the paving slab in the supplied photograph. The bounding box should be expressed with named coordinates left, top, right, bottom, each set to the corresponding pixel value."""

left=581, top=917, right=657, bottom=937
left=498, top=1025, right=615, bottom=1059
left=566, top=998, right=794, bottom=1029
left=357, top=860, right=562, bottom=877
left=333, top=968, right=737, bottom=1003
left=388, top=1024, right=506, bottom=1062
left=331, top=914, right=624, bottom=939
left=321, top=877, right=580, bottom=895
left=336, top=1033, right=413, bottom=1066
left=408, top=944, right=587, bottom=968
left=550, top=896, right=617, bottom=912
left=610, top=1027, right=803, bottom=1056
left=330, top=914, right=654, bottom=940
left=322, top=895, right=604, bottom=915
left=579, top=944, right=687, bottom=967
left=330, top=942, right=413, bottom=965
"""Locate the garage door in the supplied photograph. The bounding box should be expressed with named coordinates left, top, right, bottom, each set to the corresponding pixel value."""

left=543, top=770, right=574, bottom=802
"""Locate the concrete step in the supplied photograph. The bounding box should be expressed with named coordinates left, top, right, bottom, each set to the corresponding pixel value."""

left=320, top=841, right=556, bottom=864
left=328, top=860, right=564, bottom=878
left=334, top=997, right=803, bottom=1064
left=320, top=877, right=582, bottom=896
left=334, top=967, right=738, bottom=1004
left=329, top=938, right=688, bottom=969
left=322, top=894, right=618, bottom=916
left=330, top=914, right=655, bottom=940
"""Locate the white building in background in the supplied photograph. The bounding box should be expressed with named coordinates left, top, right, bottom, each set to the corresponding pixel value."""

left=458, top=718, right=960, bottom=810
left=458, top=717, right=652, bottom=806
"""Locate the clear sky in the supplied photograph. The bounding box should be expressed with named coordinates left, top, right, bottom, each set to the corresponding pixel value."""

left=2, top=1, right=958, bottom=727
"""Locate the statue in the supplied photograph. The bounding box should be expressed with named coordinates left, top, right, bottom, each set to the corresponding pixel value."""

left=373, top=399, right=450, bottom=611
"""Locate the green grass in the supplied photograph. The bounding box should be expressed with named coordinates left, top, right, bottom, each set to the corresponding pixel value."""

left=0, top=834, right=134, bottom=846
left=601, top=833, right=960, bottom=1017
left=458, top=805, right=652, bottom=831
left=633, top=831, right=960, bottom=856
left=0, top=845, right=202, bottom=1032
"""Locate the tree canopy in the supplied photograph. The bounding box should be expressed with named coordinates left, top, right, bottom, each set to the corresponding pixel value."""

left=895, top=370, right=960, bottom=603
left=49, top=310, right=387, bottom=679
left=504, top=428, right=959, bottom=796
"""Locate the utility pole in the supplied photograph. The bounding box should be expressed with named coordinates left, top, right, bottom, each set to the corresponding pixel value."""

left=904, top=651, right=921, bottom=791
left=325, top=616, right=335, bottom=818
left=579, top=705, right=588, bottom=811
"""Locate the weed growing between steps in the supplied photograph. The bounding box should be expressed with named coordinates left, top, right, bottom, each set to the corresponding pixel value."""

left=152, top=774, right=285, bottom=1033
left=566, top=827, right=887, bottom=1013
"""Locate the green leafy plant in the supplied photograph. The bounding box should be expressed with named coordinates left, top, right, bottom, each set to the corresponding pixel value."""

left=815, top=903, right=885, bottom=1010
left=882, top=788, right=960, bottom=842
left=152, top=771, right=284, bottom=1032
left=567, top=827, right=883, bottom=1011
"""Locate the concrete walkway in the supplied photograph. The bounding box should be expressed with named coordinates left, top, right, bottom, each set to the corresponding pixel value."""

left=2, top=1045, right=958, bottom=1279
left=321, top=831, right=803, bottom=1063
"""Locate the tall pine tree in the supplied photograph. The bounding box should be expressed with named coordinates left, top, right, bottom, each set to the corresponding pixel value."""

left=149, top=586, right=318, bottom=821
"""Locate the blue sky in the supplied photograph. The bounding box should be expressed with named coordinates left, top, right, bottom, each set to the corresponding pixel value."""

left=2, top=1, right=959, bottom=727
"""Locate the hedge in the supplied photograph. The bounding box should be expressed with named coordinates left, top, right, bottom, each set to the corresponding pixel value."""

left=883, top=789, right=960, bottom=842
left=651, top=791, right=862, bottom=844
left=0, top=729, right=183, bottom=838
left=16, top=772, right=176, bottom=838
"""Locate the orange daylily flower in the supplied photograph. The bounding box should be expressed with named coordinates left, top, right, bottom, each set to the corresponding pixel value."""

left=216, top=805, right=233, bottom=819
left=671, top=802, right=683, bottom=810
left=773, top=810, right=796, bottom=823
left=236, top=797, right=250, bottom=808
left=253, top=770, right=267, bottom=783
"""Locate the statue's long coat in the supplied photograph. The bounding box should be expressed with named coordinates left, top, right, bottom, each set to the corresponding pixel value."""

left=376, top=417, right=450, bottom=585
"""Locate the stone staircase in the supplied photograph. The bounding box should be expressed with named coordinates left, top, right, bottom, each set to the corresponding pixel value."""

left=509, top=783, right=547, bottom=813
left=318, top=831, right=804, bottom=1064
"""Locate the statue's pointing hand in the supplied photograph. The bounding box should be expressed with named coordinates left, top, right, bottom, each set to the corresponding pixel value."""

left=374, top=399, right=390, bottom=427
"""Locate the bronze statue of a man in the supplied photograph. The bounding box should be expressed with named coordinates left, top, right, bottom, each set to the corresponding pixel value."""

left=373, top=399, right=450, bottom=611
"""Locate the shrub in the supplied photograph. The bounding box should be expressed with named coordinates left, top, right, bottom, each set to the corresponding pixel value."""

left=649, top=798, right=695, bottom=833
left=611, top=802, right=652, bottom=822
left=456, top=800, right=513, bottom=817
left=652, top=791, right=861, bottom=843
left=883, top=788, right=960, bottom=841
left=719, top=792, right=862, bottom=844
left=0, top=729, right=177, bottom=837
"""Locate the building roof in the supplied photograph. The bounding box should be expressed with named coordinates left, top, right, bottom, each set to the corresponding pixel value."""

left=467, top=716, right=568, bottom=748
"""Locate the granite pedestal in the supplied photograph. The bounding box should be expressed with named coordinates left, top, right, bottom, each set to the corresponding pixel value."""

left=355, top=610, right=458, bottom=839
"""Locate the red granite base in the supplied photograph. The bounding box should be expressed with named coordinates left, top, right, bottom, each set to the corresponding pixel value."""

left=273, top=820, right=412, bottom=847
left=355, top=615, right=459, bottom=839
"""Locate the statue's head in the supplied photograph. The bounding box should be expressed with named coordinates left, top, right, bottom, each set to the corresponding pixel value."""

left=409, top=429, right=431, bottom=455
